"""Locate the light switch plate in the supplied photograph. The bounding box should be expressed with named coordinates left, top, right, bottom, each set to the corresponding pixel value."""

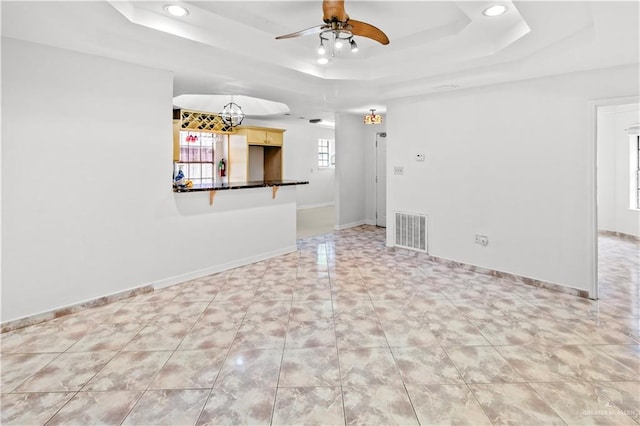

left=416, top=154, right=425, bottom=161
left=394, top=166, right=404, bottom=175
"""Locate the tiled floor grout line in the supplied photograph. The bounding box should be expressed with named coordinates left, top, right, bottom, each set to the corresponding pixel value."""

left=451, top=322, right=561, bottom=426
left=323, top=237, right=349, bottom=426
left=582, top=378, right=640, bottom=425
left=30, top=322, right=146, bottom=425
left=360, top=245, right=425, bottom=425
left=192, top=265, right=267, bottom=426
left=47, top=311, right=169, bottom=425
left=5, top=351, right=67, bottom=394
left=521, top=381, right=571, bottom=426
left=267, top=258, right=297, bottom=426
left=41, top=390, right=80, bottom=426
left=117, top=290, right=215, bottom=425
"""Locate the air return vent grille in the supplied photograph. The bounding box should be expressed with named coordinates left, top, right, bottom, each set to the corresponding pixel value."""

left=394, top=212, right=427, bottom=252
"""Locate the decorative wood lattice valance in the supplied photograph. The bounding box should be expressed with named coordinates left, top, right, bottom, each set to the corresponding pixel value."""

left=173, top=109, right=236, bottom=134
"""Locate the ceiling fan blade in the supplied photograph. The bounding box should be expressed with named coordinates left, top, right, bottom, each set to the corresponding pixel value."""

left=348, top=19, right=390, bottom=45
left=275, top=25, right=326, bottom=40
left=323, top=0, right=348, bottom=23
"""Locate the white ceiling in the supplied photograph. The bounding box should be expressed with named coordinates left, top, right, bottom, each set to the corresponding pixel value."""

left=2, top=1, right=638, bottom=122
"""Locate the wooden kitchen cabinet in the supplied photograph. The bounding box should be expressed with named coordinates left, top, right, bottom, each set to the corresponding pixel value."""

left=237, top=126, right=284, bottom=146
left=173, top=119, right=181, bottom=162
left=229, top=126, right=285, bottom=181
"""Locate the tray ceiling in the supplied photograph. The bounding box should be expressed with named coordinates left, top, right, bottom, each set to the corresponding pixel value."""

left=2, top=1, right=638, bottom=121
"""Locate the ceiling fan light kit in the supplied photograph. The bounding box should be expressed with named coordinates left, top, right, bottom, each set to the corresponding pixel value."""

left=275, top=0, right=389, bottom=62
left=316, top=29, right=358, bottom=61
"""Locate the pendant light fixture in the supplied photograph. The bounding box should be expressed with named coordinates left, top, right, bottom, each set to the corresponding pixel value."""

left=364, top=109, right=382, bottom=125
left=220, top=97, right=245, bottom=128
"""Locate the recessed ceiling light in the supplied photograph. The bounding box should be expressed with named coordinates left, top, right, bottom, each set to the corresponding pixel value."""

left=483, top=4, right=507, bottom=17
left=164, top=4, right=189, bottom=17
left=316, top=57, right=330, bottom=65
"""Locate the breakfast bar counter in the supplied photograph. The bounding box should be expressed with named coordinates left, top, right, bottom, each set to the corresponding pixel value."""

left=173, top=179, right=308, bottom=193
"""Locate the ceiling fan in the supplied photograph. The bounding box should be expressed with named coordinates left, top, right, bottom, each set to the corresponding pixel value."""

left=275, top=0, right=390, bottom=46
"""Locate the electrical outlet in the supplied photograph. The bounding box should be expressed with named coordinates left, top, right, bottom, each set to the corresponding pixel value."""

left=394, top=166, right=404, bottom=175
left=475, top=235, right=489, bottom=246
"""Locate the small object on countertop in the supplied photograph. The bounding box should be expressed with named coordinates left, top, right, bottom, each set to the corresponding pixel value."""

left=185, top=180, right=193, bottom=188
left=174, top=169, right=186, bottom=187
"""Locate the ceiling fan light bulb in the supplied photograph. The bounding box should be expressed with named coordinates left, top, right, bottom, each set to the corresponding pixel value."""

left=350, top=39, right=358, bottom=52
left=335, top=39, right=343, bottom=49
left=317, top=37, right=326, bottom=55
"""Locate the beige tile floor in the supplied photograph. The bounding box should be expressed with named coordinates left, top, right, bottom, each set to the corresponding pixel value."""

left=1, top=226, right=638, bottom=425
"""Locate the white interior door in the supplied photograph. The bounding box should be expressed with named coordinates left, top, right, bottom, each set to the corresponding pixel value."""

left=376, top=132, right=387, bottom=227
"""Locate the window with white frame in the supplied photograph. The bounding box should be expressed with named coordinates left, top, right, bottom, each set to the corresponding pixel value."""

left=318, top=139, right=335, bottom=168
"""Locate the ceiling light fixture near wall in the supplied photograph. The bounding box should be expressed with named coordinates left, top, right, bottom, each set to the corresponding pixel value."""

left=483, top=4, right=507, bottom=17
left=317, top=57, right=330, bottom=65
left=164, top=4, right=189, bottom=17
left=364, top=109, right=382, bottom=125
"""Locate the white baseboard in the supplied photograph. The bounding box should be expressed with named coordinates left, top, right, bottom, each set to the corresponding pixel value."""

left=1, top=245, right=299, bottom=331
left=1, top=283, right=153, bottom=332
left=334, top=220, right=367, bottom=231
left=297, top=202, right=335, bottom=210
left=152, top=245, right=298, bottom=290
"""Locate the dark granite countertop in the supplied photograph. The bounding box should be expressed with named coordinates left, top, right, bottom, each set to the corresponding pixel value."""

left=173, top=180, right=309, bottom=193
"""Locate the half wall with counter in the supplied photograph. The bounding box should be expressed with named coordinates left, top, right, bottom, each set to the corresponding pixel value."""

left=165, top=108, right=309, bottom=287
left=2, top=42, right=311, bottom=328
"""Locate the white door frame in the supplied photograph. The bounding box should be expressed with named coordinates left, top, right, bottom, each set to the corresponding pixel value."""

left=587, top=95, right=639, bottom=300
left=374, top=131, right=387, bottom=227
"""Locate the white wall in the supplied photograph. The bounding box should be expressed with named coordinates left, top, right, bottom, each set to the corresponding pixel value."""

left=243, top=117, right=335, bottom=209
left=1, top=38, right=297, bottom=323
left=597, top=106, right=640, bottom=237
left=597, top=110, right=617, bottom=230
left=335, top=113, right=368, bottom=228
left=387, top=64, right=639, bottom=293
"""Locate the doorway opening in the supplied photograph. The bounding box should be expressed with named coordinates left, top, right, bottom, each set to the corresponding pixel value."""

left=590, top=97, right=640, bottom=299
left=296, top=135, right=336, bottom=239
